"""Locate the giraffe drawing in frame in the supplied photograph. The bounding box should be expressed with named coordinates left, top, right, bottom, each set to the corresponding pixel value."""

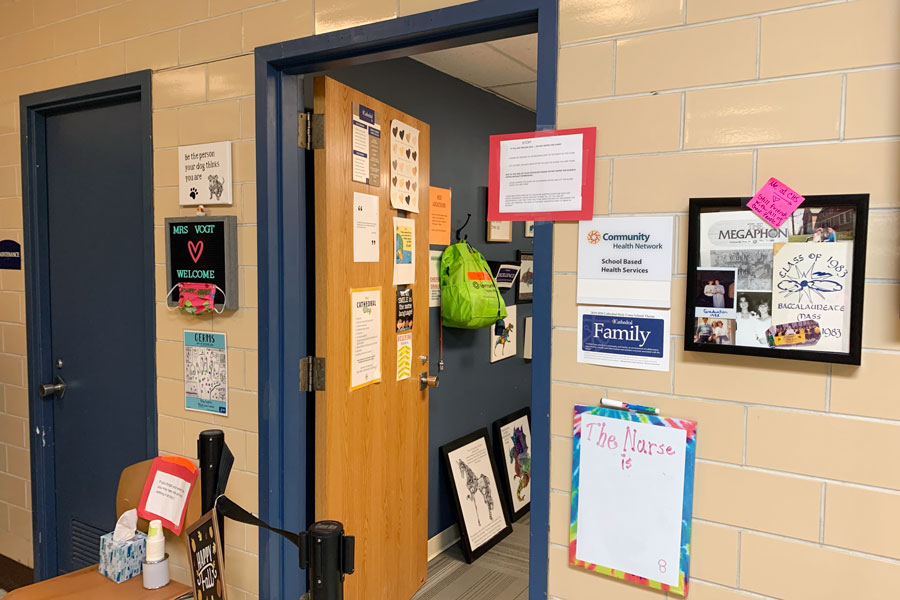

left=457, top=459, right=495, bottom=526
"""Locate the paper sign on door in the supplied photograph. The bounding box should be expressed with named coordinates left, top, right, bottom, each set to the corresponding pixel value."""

left=351, top=103, right=381, bottom=185
left=390, top=120, right=420, bottom=212
left=393, top=217, right=416, bottom=285
left=350, top=287, right=382, bottom=390
left=397, top=333, right=412, bottom=381
left=353, top=192, right=379, bottom=263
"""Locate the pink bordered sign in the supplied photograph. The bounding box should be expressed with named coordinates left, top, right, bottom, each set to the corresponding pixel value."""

left=138, top=456, right=199, bottom=535
left=570, top=405, right=697, bottom=596
left=747, top=177, right=805, bottom=228
left=487, top=127, right=596, bottom=222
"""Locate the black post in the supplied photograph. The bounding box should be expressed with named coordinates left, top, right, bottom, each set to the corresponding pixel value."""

left=299, top=521, right=354, bottom=600
left=198, top=429, right=225, bottom=547
left=215, top=495, right=355, bottom=600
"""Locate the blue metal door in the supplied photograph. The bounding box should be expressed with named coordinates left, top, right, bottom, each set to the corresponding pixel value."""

left=42, top=98, right=155, bottom=573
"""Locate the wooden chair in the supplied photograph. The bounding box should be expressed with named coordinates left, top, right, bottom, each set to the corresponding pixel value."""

left=6, top=459, right=197, bottom=600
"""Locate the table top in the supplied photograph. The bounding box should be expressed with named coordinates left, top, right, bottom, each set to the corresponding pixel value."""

left=5, top=565, right=192, bottom=600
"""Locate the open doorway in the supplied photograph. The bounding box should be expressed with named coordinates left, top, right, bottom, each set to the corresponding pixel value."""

left=256, top=3, right=557, bottom=599
left=302, top=36, right=538, bottom=598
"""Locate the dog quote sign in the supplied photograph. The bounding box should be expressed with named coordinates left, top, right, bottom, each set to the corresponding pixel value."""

left=179, top=141, right=233, bottom=206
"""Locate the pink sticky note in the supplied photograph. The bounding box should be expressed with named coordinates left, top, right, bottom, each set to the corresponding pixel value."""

left=747, top=177, right=805, bottom=228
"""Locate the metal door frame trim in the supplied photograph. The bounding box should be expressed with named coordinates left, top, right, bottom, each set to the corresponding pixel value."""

left=256, top=3, right=557, bottom=597
left=20, top=70, right=157, bottom=579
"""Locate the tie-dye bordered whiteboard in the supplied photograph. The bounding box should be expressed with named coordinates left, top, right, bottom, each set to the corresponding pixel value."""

left=570, top=405, right=697, bottom=596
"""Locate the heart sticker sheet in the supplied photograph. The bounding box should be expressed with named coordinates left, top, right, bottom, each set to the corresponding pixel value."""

left=390, top=119, right=419, bottom=213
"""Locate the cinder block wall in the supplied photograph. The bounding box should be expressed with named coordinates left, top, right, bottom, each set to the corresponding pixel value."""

left=549, top=0, right=900, bottom=598
left=1, top=0, right=898, bottom=598
left=0, top=0, right=466, bottom=596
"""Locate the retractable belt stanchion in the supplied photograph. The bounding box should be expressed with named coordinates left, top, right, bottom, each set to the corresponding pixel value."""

left=215, top=496, right=355, bottom=600
left=196, top=431, right=353, bottom=598
left=198, top=430, right=225, bottom=512
left=198, top=429, right=230, bottom=551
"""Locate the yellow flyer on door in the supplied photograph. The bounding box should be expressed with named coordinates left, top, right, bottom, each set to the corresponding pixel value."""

left=350, top=287, right=381, bottom=390
left=396, top=333, right=412, bottom=381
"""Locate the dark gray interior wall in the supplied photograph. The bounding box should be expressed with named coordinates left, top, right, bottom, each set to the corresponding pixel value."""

left=305, top=58, right=535, bottom=537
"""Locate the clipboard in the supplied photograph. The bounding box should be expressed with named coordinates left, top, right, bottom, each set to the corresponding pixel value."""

left=569, top=404, right=697, bottom=596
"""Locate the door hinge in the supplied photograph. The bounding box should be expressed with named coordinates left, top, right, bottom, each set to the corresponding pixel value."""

left=299, top=356, right=326, bottom=392
left=298, top=112, right=324, bottom=150
left=298, top=112, right=310, bottom=149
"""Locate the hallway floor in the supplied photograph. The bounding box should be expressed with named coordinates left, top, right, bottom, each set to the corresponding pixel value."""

left=412, top=515, right=529, bottom=600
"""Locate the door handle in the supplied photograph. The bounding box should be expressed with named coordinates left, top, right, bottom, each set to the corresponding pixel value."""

left=419, top=373, right=439, bottom=391
left=38, top=376, right=66, bottom=399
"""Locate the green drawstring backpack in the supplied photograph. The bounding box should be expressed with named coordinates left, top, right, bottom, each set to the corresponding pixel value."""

left=440, top=241, right=507, bottom=329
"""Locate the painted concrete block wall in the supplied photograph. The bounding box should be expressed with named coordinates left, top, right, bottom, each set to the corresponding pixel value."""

left=550, top=0, right=900, bottom=599
left=0, top=0, right=466, bottom=595
left=2, top=0, right=898, bottom=598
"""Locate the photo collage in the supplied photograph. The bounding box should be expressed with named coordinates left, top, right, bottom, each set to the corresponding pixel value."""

left=693, top=206, right=855, bottom=353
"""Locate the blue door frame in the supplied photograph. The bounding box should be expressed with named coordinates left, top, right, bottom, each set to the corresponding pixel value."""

left=255, top=3, right=557, bottom=597
left=19, top=71, right=157, bottom=580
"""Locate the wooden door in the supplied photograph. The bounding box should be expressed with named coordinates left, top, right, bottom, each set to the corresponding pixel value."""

left=313, top=76, right=430, bottom=600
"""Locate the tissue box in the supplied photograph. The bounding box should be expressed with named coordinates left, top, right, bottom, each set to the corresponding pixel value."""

left=99, top=530, right=146, bottom=583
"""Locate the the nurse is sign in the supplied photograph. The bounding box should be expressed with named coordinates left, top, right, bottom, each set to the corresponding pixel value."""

left=747, top=177, right=805, bottom=229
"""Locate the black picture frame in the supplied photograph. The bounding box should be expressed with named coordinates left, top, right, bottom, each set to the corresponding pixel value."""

left=165, top=215, right=239, bottom=311
left=492, top=407, right=532, bottom=522
left=517, top=251, right=534, bottom=303
left=684, top=194, right=868, bottom=365
left=440, top=429, right=513, bottom=563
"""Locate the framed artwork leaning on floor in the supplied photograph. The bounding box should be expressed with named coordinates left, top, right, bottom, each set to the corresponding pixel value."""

left=441, top=429, right=513, bottom=562
left=492, top=407, right=532, bottom=521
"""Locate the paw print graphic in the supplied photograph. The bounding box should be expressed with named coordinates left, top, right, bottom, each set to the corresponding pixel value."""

left=189, top=187, right=198, bottom=200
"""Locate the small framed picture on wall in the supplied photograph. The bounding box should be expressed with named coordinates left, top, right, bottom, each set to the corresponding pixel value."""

left=524, top=221, right=535, bottom=238
left=441, top=430, right=513, bottom=562
left=487, top=220, right=512, bottom=242
left=517, top=251, right=533, bottom=303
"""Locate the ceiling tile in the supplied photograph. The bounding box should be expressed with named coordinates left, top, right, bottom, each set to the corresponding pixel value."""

left=413, top=43, right=537, bottom=88
left=487, top=33, right=538, bottom=72
left=487, top=82, right=538, bottom=111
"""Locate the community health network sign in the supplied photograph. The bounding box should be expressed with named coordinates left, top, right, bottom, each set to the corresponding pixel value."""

left=577, top=306, right=670, bottom=371
left=577, top=215, right=673, bottom=308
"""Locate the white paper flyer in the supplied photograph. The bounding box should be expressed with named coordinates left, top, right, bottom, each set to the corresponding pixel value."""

left=771, top=242, right=852, bottom=353
left=353, top=192, right=379, bottom=263
left=577, top=216, right=673, bottom=308
left=577, top=306, right=671, bottom=371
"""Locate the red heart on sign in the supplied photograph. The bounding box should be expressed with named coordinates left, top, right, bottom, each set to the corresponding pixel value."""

left=188, top=240, right=204, bottom=263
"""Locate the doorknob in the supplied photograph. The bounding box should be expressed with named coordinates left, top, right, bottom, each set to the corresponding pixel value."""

left=419, top=373, right=439, bottom=391
left=38, top=376, right=66, bottom=399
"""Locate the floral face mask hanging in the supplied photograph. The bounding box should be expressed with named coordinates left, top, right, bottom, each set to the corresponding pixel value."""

left=166, top=282, right=225, bottom=315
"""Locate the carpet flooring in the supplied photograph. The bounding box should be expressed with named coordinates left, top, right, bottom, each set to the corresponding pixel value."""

left=411, top=515, right=530, bottom=600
